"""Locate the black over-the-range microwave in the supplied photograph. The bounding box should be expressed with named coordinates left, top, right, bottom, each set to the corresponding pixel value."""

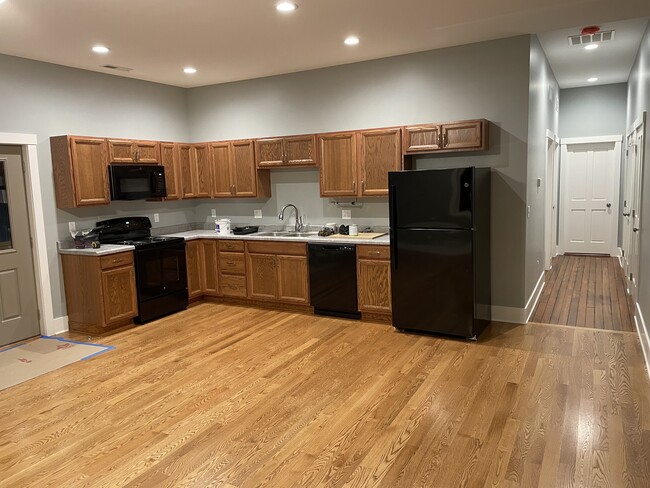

left=109, top=164, right=167, bottom=201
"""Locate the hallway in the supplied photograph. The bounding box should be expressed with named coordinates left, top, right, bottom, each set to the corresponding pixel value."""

left=531, top=254, right=636, bottom=331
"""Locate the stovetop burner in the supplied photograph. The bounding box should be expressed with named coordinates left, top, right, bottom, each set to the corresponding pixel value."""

left=115, top=236, right=185, bottom=248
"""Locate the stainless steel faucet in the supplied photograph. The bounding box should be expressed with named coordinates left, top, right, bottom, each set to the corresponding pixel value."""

left=279, top=204, right=304, bottom=232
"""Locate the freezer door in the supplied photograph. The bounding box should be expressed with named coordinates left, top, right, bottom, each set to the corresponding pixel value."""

left=391, top=228, right=474, bottom=337
left=389, top=168, right=473, bottom=229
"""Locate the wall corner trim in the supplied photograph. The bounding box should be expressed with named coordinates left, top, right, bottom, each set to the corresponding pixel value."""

left=634, top=304, right=650, bottom=381
left=525, top=271, right=546, bottom=323
left=49, top=316, right=69, bottom=337
left=491, top=271, right=545, bottom=325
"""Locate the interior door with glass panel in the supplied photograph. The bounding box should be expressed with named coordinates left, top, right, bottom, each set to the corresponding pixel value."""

left=0, top=146, right=39, bottom=346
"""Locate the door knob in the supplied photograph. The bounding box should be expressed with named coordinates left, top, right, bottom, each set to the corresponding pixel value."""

left=633, top=227, right=640, bottom=232
left=623, top=212, right=630, bottom=216
left=606, top=203, right=612, bottom=208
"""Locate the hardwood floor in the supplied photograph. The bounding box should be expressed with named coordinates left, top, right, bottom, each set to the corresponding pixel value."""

left=532, top=254, right=636, bottom=331
left=1, top=302, right=649, bottom=487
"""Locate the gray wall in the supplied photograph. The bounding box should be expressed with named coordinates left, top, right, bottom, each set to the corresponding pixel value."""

left=525, top=36, right=560, bottom=302
left=627, top=20, right=650, bottom=326
left=560, top=83, right=627, bottom=138
left=189, top=36, right=532, bottom=309
left=0, top=54, right=190, bottom=318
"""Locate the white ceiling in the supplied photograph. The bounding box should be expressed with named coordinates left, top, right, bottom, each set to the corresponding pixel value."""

left=0, top=0, right=649, bottom=88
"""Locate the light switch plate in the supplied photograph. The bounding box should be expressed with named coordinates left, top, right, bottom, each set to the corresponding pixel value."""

left=527, top=206, right=531, bottom=219
left=68, top=221, right=76, bottom=233
left=153, top=213, right=160, bottom=223
left=211, top=209, right=217, bottom=218
left=254, top=209, right=262, bottom=219
left=342, top=210, right=351, bottom=220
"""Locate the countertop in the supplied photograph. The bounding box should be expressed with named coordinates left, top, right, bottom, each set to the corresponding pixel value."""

left=57, top=230, right=389, bottom=256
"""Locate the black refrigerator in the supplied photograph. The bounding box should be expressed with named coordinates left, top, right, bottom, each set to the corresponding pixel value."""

left=388, top=167, right=491, bottom=339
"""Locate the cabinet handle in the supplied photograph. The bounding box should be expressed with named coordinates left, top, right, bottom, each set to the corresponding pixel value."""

left=353, top=180, right=356, bottom=193
left=438, top=133, right=442, bottom=147
left=442, top=133, right=447, bottom=147
left=361, top=180, right=365, bottom=193
left=371, top=251, right=381, bottom=255
left=134, top=150, right=140, bottom=162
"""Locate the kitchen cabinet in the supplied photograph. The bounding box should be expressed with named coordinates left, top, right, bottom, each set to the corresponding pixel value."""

left=61, top=251, right=138, bottom=333
left=218, top=240, right=247, bottom=297
left=185, top=240, right=203, bottom=299
left=210, top=140, right=271, bottom=198
left=50, top=135, right=110, bottom=208
left=179, top=143, right=211, bottom=198
left=358, top=128, right=402, bottom=196
left=403, top=119, right=488, bottom=154
left=318, top=131, right=358, bottom=197
left=160, top=142, right=182, bottom=200
left=108, top=139, right=160, bottom=164
left=246, top=241, right=309, bottom=304
left=356, top=245, right=391, bottom=314
left=255, top=135, right=318, bottom=168
left=186, top=239, right=220, bottom=299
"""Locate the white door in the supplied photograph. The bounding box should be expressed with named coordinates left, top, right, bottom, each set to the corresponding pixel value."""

left=560, top=138, right=621, bottom=255
left=622, top=133, right=636, bottom=278
left=628, top=127, right=644, bottom=301
left=544, top=137, right=559, bottom=269
left=0, top=146, right=40, bottom=346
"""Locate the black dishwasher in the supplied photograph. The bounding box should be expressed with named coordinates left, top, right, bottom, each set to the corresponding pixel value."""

left=308, top=244, right=361, bottom=319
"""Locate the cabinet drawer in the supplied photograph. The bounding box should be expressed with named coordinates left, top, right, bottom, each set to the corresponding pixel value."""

left=246, top=241, right=307, bottom=256
left=220, top=275, right=247, bottom=297
left=357, top=245, right=390, bottom=260
left=100, top=252, right=134, bottom=270
left=219, top=252, right=246, bottom=275
left=218, top=240, right=245, bottom=252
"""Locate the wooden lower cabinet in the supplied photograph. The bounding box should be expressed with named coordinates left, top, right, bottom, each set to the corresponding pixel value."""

left=218, top=240, right=247, bottom=297
left=185, top=240, right=203, bottom=299
left=357, top=245, right=391, bottom=314
left=245, top=241, right=309, bottom=304
left=186, top=239, right=220, bottom=300
left=61, top=251, right=138, bottom=333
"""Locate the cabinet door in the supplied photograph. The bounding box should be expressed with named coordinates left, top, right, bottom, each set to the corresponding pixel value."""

left=161, top=143, right=181, bottom=200
left=247, top=253, right=277, bottom=300
left=210, top=142, right=233, bottom=197
left=284, top=135, right=317, bottom=167
left=403, top=125, right=442, bottom=153
left=201, top=240, right=219, bottom=296
left=359, top=128, right=401, bottom=197
left=186, top=240, right=203, bottom=298
left=231, top=140, right=257, bottom=197
left=108, top=139, right=135, bottom=163
left=255, top=138, right=284, bottom=167
left=318, top=132, right=357, bottom=197
left=70, top=137, right=110, bottom=206
left=101, top=266, right=138, bottom=325
left=441, top=120, right=484, bottom=150
left=193, top=144, right=212, bottom=198
left=357, top=259, right=391, bottom=313
left=277, top=255, right=309, bottom=304
left=133, top=141, right=160, bottom=164
left=178, top=144, right=195, bottom=198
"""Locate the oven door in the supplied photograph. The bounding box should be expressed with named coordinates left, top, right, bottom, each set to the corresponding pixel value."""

left=109, top=164, right=167, bottom=200
left=134, top=242, right=187, bottom=303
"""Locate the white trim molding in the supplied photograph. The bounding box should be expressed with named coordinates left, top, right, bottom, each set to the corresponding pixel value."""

left=1, top=132, right=61, bottom=337
left=634, top=304, right=650, bottom=381
left=561, top=135, right=623, bottom=144
left=525, top=272, right=546, bottom=323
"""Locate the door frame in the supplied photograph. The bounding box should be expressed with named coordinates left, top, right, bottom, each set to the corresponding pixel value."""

left=558, top=135, right=622, bottom=256
left=544, top=130, right=559, bottom=270
left=0, top=133, right=58, bottom=336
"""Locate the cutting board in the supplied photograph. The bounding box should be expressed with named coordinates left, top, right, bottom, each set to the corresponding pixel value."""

left=329, top=232, right=387, bottom=240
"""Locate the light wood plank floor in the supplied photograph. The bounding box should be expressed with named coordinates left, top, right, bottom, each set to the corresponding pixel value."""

left=1, top=302, right=649, bottom=487
left=532, top=254, right=636, bottom=331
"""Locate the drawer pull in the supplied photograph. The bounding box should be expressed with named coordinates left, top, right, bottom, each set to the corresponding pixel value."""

left=371, top=251, right=381, bottom=255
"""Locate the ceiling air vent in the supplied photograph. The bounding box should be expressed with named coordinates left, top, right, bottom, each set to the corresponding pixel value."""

left=101, top=65, right=134, bottom=72
left=568, top=30, right=615, bottom=46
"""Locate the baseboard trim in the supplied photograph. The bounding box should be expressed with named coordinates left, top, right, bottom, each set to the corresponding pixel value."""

left=525, top=272, right=546, bottom=323
left=46, top=315, right=69, bottom=336
left=491, top=306, right=526, bottom=324
left=634, top=304, right=650, bottom=381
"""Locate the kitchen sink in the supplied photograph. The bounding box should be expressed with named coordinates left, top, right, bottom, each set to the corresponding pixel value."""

left=255, top=231, right=319, bottom=238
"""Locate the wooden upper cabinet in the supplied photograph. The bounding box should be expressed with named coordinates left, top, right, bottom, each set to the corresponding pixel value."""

left=318, top=132, right=358, bottom=197
left=255, top=135, right=317, bottom=168
left=160, top=143, right=181, bottom=200
left=107, top=139, right=160, bottom=164
left=358, top=128, right=402, bottom=197
left=403, top=119, right=488, bottom=154
left=210, top=140, right=270, bottom=198
left=51, top=135, right=110, bottom=208
left=179, top=143, right=211, bottom=198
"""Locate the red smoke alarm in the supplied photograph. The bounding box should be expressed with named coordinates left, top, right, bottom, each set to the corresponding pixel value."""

left=581, top=26, right=601, bottom=35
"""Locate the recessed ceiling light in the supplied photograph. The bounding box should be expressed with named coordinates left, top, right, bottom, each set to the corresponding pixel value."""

left=587, top=77, right=598, bottom=82
left=276, top=1, right=297, bottom=12
left=344, top=36, right=360, bottom=46
left=584, top=44, right=599, bottom=51
left=92, top=45, right=110, bottom=54
left=184, top=67, right=197, bottom=74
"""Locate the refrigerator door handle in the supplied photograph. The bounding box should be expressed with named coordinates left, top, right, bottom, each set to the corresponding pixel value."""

left=390, top=184, right=398, bottom=269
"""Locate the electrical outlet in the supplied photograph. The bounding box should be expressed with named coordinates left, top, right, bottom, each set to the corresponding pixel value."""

left=153, top=213, right=160, bottom=223
left=254, top=209, right=262, bottom=219
left=211, top=209, right=217, bottom=218
left=342, top=210, right=351, bottom=220
left=68, top=221, right=76, bottom=233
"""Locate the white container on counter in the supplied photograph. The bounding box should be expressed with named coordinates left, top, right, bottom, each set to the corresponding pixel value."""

left=215, top=219, right=231, bottom=235
left=349, top=224, right=358, bottom=236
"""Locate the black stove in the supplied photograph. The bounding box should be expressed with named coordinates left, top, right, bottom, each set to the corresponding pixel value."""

left=96, top=217, right=188, bottom=323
